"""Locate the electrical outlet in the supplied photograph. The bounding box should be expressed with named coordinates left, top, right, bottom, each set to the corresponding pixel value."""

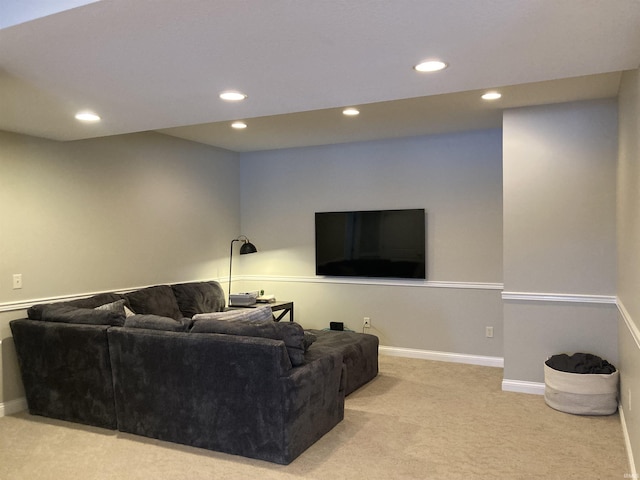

left=485, top=326, right=494, bottom=338
left=12, top=274, right=23, bottom=290
left=363, top=317, right=371, bottom=329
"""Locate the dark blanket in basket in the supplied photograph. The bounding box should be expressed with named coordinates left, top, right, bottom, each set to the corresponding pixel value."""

left=546, top=353, right=616, bottom=374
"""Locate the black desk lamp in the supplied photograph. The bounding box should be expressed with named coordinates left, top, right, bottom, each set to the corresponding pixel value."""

left=228, top=235, right=257, bottom=306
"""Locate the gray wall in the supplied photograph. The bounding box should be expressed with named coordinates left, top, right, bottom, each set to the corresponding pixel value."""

left=617, top=68, right=640, bottom=472
left=0, top=130, right=240, bottom=405
left=238, top=130, right=504, bottom=357
left=502, top=99, right=618, bottom=383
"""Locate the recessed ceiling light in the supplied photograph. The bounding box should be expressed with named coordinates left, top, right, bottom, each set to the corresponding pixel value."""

left=481, top=91, right=502, bottom=100
left=414, top=60, right=448, bottom=72
left=74, top=111, right=101, bottom=122
left=220, top=91, right=247, bottom=101
left=231, top=121, right=247, bottom=129
left=343, top=107, right=360, bottom=116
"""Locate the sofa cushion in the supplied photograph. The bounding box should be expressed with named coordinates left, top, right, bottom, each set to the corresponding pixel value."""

left=171, top=281, right=226, bottom=318
left=40, top=305, right=125, bottom=326
left=125, top=285, right=183, bottom=320
left=124, top=314, right=192, bottom=332
left=306, top=329, right=379, bottom=395
left=27, top=292, right=128, bottom=320
left=303, top=331, right=317, bottom=351
left=191, top=316, right=307, bottom=366
left=192, top=306, right=273, bottom=323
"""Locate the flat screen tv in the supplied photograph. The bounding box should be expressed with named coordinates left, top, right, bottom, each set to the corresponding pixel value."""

left=315, top=208, right=426, bottom=279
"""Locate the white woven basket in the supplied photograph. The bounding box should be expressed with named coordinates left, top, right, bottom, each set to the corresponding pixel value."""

left=544, top=363, right=619, bottom=415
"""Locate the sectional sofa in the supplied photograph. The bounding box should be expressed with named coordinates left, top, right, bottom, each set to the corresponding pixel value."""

left=9, top=281, right=378, bottom=464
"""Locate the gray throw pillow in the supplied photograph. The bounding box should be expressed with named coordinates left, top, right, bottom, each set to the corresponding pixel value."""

left=192, top=305, right=273, bottom=322
left=94, top=299, right=131, bottom=316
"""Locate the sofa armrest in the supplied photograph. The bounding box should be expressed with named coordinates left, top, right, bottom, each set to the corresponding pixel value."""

left=279, top=349, right=345, bottom=462
left=108, top=329, right=292, bottom=460
left=9, top=319, right=117, bottom=429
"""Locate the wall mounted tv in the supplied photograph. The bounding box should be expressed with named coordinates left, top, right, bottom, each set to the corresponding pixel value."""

left=315, top=208, right=426, bottom=279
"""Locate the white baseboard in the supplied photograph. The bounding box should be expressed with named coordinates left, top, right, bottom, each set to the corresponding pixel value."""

left=501, top=379, right=546, bottom=395
left=620, top=404, right=638, bottom=479
left=0, top=397, right=27, bottom=417
left=379, top=345, right=504, bottom=368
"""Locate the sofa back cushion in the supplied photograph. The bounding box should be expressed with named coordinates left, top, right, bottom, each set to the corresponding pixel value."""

left=27, top=292, right=128, bottom=320
left=191, top=316, right=307, bottom=366
left=39, top=304, right=126, bottom=326
left=124, top=314, right=192, bottom=332
left=125, top=285, right=183, bottom=320
left=171, top=281, right=226, bottom=318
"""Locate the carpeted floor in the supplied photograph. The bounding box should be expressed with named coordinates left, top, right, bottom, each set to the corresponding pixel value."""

left=0, top=355, right=629, bottom=479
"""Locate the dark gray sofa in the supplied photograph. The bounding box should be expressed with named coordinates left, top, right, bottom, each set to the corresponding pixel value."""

left=10, top=280, right=378, bottom=464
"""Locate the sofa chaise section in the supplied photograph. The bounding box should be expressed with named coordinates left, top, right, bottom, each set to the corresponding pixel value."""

left=308, top=329, right=379, bottom=396
left=107, top=327, right=345, bottom=464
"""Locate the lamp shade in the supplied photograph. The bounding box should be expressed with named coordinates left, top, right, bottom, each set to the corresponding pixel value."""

left=239, top=241, right=257, bottom=255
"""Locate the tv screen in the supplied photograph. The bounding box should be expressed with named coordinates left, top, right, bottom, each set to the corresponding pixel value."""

left=315, top=209, right=426, bottom=279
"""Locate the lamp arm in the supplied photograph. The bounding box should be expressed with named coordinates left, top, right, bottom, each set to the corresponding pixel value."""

left=228, top=238, right=241, bottom=306
left=228, top=235, right=256, bottom=306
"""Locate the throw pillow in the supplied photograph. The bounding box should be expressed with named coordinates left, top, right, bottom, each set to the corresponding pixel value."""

left=66, top=292, right=128, bottom=309
left=95, top=299, right=137, bottom=318
left=95, top=299, right=124, bottom=313
left=192, top=305, right=273, bottom=323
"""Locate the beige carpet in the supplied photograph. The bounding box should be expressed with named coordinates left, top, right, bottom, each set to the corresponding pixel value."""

left=0, top=355, right=629, bottom=479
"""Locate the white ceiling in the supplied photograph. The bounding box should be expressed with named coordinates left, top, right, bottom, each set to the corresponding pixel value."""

left=1, top=0, right=639, bottom=152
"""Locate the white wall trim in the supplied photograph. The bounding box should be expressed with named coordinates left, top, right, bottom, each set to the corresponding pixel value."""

left=7, top=284, right=618, bottom=312
left=0, top=277, right=504, bottom=313
left=243, top=275, right=504, bottom=290
left=501, top=379, right=546, bottom=395
left=502, top=291, right=616, bottom=304
left=0, top=292, right=106, bottom=313
left=620, top=404, right=638, bottom=479
left=618, top=299, right=640, bottom=350
left=0, top=397, right=27, bottom=417
left=380, top=345, right=504, bottom=368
